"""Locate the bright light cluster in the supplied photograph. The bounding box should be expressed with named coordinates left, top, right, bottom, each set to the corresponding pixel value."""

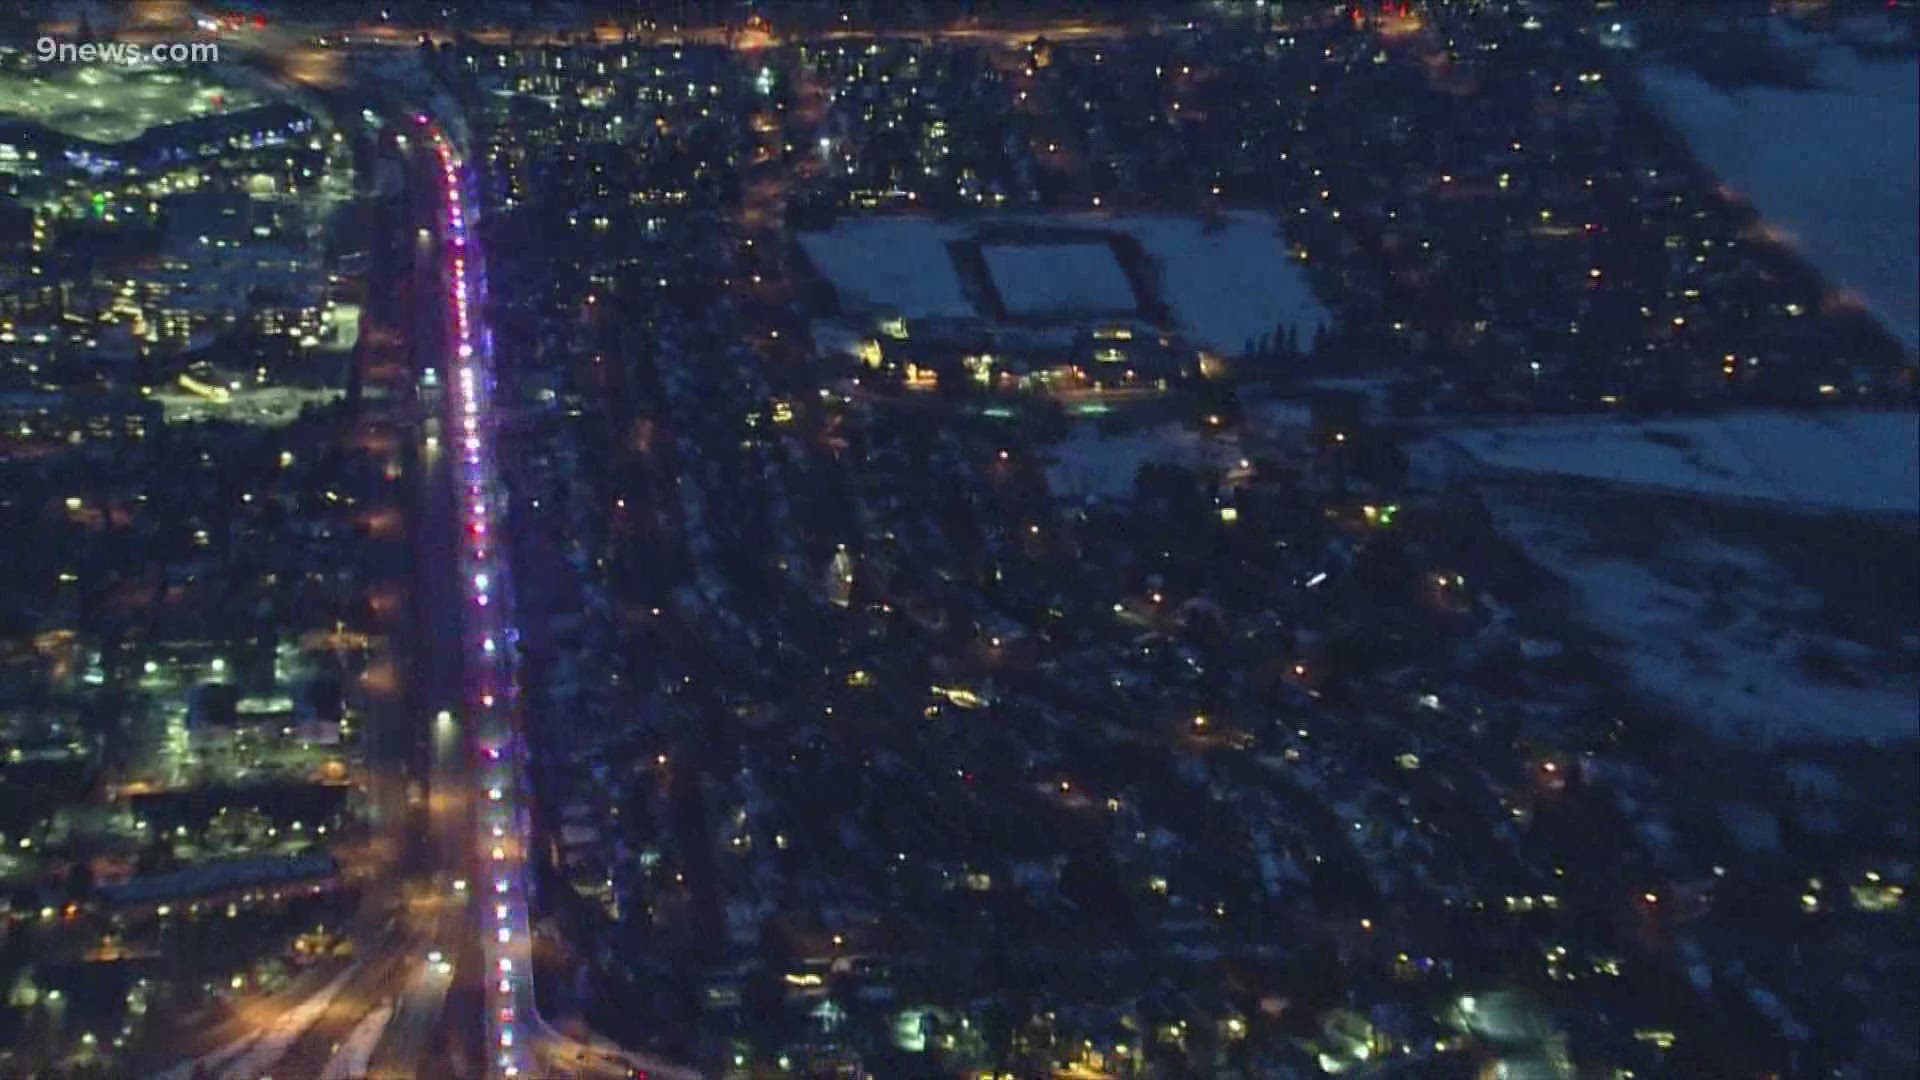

left=426, top=115, right=530, bottom=1080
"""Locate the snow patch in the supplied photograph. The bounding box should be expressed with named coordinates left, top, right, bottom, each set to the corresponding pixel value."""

left=1485, top=501, right=1915, bottom=743
left=798, top=211, right=1330, bottom=354
left=1046, top=422, right=1240, bottom=502
left=1433, top=411, right=1919, bottom=514
left=798, top=218, right=971, bottom=317
left=981, top=243, right=1135, bottom=316
left=1108, top=211, right=1331, bottom=354
left=1638, top=25, right=1919, bottom=353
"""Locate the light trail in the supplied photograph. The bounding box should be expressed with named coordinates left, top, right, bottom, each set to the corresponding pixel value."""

left=217, top=962, right=365, bottom=1080
left=319, top=1003, right=396, bottom=1080
left=421, top=114, right=537, bottom=1080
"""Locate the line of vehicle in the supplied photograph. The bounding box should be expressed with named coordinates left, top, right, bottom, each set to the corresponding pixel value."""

left=422, top=112, right=537, bottom=1080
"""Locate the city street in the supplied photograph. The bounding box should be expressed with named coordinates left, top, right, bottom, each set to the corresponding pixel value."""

left=14, top=3, right=1908, bottom=1077
left=142, top=110, right=477, bottom=1080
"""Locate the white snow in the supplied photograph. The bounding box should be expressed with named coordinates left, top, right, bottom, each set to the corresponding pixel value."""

left=1486, top=502, right=1916, bottom=744
left=1638, top=25, right=1919, bottom=354
left=1433, top=411, right=1919, bottom=515
left=981, top=243, right=1135, bottom=315
left=1431, top=409, right=1918, bottom=744
left=1248, top=398, right=1315, bottom=431
left=319, top=1004, right=395, bottom=1080
left=1718, top=801, right=1783, bottom=853
left=798, top=218, right=972, bottom=317
left=152, top=1035, right=256, bottom=1080
left=149, top=962, right=368, bottom=1080
left=1784, top=762, right=1843, bottom=802
left=219, top=963, right=364, bottom=1080
left=797, top=211, right=1330, bottom=353
left=1046, top=422, right=1241, bottom=501
left=808, top=319, right=869, bottom=360
left=1106, top=211, right=1330, bottom=354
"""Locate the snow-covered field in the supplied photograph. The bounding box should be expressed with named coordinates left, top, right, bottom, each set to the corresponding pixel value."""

left=1247, top=397, right=1315, bottom=432
left=1638, top=24, right=1919, bottom=354
left=1420, top=408, right=1918, bottom=744
left=798, top=218, right=972, bottom=317
left=1427, top=411, right=1919, bottom=515
left=981, top=242, right=1135, bottom=315
left=1104, top=211, right=1330, bottom=354
left=798, top=211, right=1329, bottom=352
left=1487, top=502, right=1915, bottom=744
left=1046, top=421, right=1242, bottom=501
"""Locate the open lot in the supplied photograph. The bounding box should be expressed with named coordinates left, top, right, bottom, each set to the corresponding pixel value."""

left=1045, top=419, right=1241, bottom=501
left=980, top=241, right=1135, bottom=317
left=1420, top=411, right=1919, bottom=744
left=1101, top=210, right=1330, bottom=354
left=1638, top=21, right=1919, bottom=354
left=798, top=210, right=1329, bottom=352
left=1483, top=487, right=1916, bottom=744
left=1422, top=410, right=1919, bottom=516
left=796, top=217, right=974, bottom=317
left=0, top=65, right=257, bottom=144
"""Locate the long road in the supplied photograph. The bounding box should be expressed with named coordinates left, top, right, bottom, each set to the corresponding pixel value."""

left=260, top=118, right=482, bottom=1080
left=142, top=112, right=454, bottom=1080
left=417, top=114, right=541, bottom=1080
left=146, top=103, right=690, bottom=1080
left=421, top=107, right=701, bottom=1080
